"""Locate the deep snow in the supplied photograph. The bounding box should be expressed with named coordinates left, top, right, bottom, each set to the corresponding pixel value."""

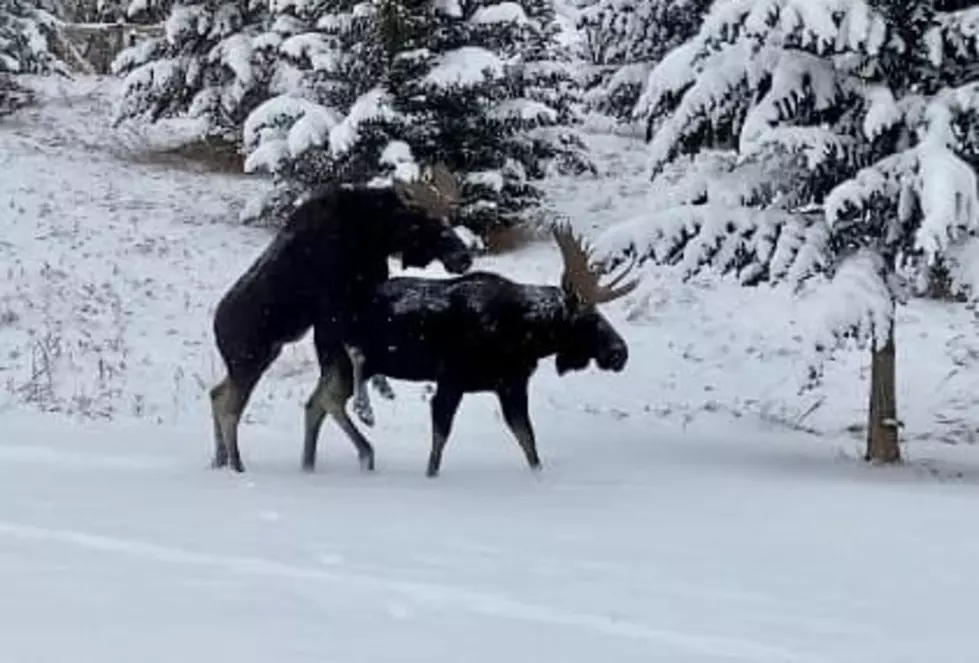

left=3, top=76, right=979, bottom=662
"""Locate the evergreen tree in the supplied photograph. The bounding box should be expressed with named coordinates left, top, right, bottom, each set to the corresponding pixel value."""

left=239, top=0, right=394, bottom=222
left=1, top=0, right=63, bottom=76
left=111, top=0, right=276, bottom=145
left=242, top=0, right=591, bottom=237
left=598, top=0, right=979, bottom=462
left=1, top=0, right=66, bottom=117
left=576, top=0, right=709, bottom=122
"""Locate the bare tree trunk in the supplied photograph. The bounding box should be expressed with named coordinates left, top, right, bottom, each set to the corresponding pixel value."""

left=866, top=320, right=901, bottom=463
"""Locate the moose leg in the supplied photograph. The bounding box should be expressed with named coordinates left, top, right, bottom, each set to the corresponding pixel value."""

left=371, top=374, right=396, bottom=400
left=496, top=379, right=542, bottom=472
left=304, top=367, right=376, bottom=472
left=302, top=377, right=330, bottom=472
left=210, top=373, right=261, bottom=473
left=209, top=379, right=229, bottom=469
left=426, top=384, right=463, bottom=478
left=345, top=345, right=375, bottom=428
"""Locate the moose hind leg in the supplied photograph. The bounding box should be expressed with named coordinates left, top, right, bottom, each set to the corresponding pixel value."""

left=211, top=374, right=260, bottom=473
left=427, top=385, right=463, bottom=478
left=209, top=379, right=230, bottom=468
left=345, top=345, right=375, bottom=428
left=496, top=380, right=542, bottom=472
left=310, top=368, right=376, bottom=472
left=302, top=377, right=331, bottom=472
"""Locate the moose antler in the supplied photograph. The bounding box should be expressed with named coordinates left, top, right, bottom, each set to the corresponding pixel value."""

left=393, top=162, right=461, bottom=219
left=553, top=222, right=639, bottom=306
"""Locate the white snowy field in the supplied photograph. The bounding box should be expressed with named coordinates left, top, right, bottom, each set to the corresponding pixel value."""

left=3, top=76, right=979, bottom=662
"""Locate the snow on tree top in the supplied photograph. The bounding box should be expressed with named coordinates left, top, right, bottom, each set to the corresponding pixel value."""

left=424, top=47, right=508, bottom=88
left=470, top=2, right=529, bottom=25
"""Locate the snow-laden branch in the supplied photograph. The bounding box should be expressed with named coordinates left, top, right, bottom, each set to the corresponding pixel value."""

left=631, top=40, right=700, bottom=124
left=802, top=248, right=895, bottom=354
left=927, top=5, right=979, bottom=67
left=826, top=97, right=979, bottom=263
left=647, top=39, right=777, bottom=175
left=595, top=201, right=827, bottom=287
left=915, top=99, right=979, bottom=261
left=739, top=125, right=861, bottom=171
left=740, top=50, right=840, bottom=143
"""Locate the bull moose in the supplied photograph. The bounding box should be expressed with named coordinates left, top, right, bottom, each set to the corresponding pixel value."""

left=301, top=223, right=639, bottom=476
left=209, top=165, right=474, bottom=473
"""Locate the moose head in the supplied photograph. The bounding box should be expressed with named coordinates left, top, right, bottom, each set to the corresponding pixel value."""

left=390, top=163, right=472, bottom=275
left=552, top=223, right=639, bottom=375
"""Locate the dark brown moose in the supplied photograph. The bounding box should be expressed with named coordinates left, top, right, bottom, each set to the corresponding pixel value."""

left=303, top=223, right=639, bottom=476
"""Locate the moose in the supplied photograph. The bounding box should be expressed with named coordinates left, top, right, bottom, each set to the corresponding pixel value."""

left=301, top=223, right=639, bottom=476
left=209, top=164, right=474, bottom=473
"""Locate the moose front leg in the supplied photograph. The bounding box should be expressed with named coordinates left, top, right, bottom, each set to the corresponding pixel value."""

left=345, top=344, right=375, bottom=428
left=496, top=379, right=542, bottom=472
left=427, top=384, right=463, bottom=477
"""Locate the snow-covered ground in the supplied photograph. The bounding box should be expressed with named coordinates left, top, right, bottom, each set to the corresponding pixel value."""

left=3, top=76, right=979, bottom=662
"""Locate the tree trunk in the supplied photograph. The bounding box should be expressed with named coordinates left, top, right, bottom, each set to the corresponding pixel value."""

left=866, top=320, right=901, bottom=463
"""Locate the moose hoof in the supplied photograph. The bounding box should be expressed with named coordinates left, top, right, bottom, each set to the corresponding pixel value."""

left=352, top=399, right=375, bottom=428
left=210, top=455, right=228, bottom=469
left=372, top=376, right=396, bottom=400
left=301, top=459, right=316, bottom=473
left=359, top=454, right=376, bottom=472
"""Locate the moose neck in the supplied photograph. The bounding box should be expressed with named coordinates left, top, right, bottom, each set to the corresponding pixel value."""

left=517, top=285, right=579, bottom=360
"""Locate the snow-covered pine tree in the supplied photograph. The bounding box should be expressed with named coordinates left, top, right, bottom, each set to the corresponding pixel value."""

left=1, top=0, right=64, bottom=76
left=598, top=0, right=979, bottom=463
left=238, top=0, right=395, bottom=223
left=1, top=0, right=68, bottom=117
left=511, top=0, right=593, bottom=175
left=576, top=0, right=709, bottom=122
left=111, top=0, right=277, bottom=145
left=384, top=0, right=554, bottom=232
left=242, top=0, right=591, bottom=237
